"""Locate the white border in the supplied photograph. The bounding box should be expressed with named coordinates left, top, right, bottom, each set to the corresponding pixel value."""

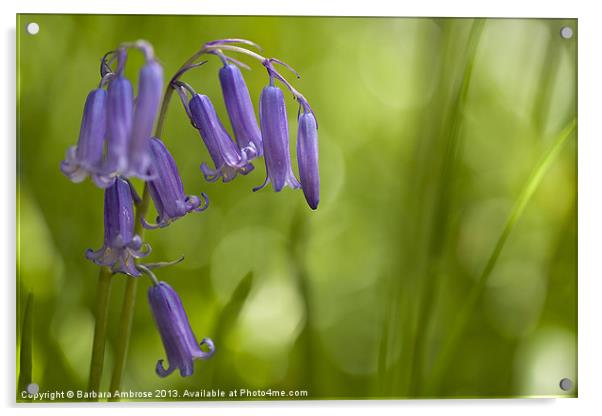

left=2, top=1, right=601, bottom=415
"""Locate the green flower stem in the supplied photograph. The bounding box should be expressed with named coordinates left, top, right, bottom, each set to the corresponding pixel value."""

left=108, top=186, right=149, bottom=399
left=154, top=50, right=205, bottom=137
left=154, top=84, right=176, bottom=139
left=424, top=118, right=576, bottom=394
left=108, top=276, right=138, bottom=398
left=87, top=267, right=112, bottom=396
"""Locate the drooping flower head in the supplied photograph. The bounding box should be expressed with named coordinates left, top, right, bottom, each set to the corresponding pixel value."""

left=86, top=177, right=150, bottom=275
left=148, top=281, right=215, bottom=377
left=296, top=111, right=320, bottom=209
left=254, top=84, right=300, bottom=192
left=60, top=88, right=114, bottom=188
left=219, top=63, right=263, bottom=159
left=143, top=137, right=208, bottom=229
left=188, top=93, right=254, bottom=182
left=128, top=58, right=164, bottom=178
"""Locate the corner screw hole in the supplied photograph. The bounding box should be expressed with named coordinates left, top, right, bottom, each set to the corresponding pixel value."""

left=26, top=22, right=40, bottom=35
left=560, top=26, right=573, bottom=39
left=559, top=378, right=573, bottom=391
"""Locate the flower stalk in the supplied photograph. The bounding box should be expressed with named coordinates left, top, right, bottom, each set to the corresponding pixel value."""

left=87, top=267, right=112, bottom=396
left=80, top=37, right=319, bottom=398
left=108, top=185, right=150, bottom=399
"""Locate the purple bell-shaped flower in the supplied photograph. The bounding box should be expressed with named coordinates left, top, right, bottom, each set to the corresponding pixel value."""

left=188, top=93, right=254, bottom=183
left=86, top=177, right=150, bottom=275
left=128, top=59, right=163, bottom=178
left=254, top=85, right=300, bottom=192
left=143, top=137, right=208, bottom=229
left=296, top=111, right=320, bottom=209
left=148, top=281, right=215, bottom=377
left=104, top=74, right=134, bottom=175
left=60, top=88, right=114, bottom=188
left=219, top=63, right=263, bottom=159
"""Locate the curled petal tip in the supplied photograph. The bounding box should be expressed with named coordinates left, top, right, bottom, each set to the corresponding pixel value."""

left=240, top=163, right=255, bottom=176
left=253, top=176, right=270, bottom=192
left=200, top=163, right=220, bottom=183
left=191, top=193, right=210, bottom=212
left=197, top=338, right=216, bottom=359
left=156, top=359, right=175, bottom=378
left=84, top=248, right=95, bottom=261
left=129, top=242, right=152, bottom=259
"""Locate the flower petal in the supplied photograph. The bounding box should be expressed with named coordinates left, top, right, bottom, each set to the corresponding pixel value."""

left=128, top=60, right=163, bottom=178
left=156, top=359, right=175, bottom=378
left=219, top=64, right=263, bottom=157
left=257, top=85, right=300, bottom=192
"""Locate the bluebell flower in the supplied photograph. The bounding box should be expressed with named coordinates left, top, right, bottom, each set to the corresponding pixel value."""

left=60, top=88, right=114, bottom=188
left=296, top=112, right=320, bottom=209
left=86, top=177, right=150, bottom=276
left=143, top=137, right=208, bottom=229
left=219, top=64, right=263, bottom=159
left=104, top=75, right=134, bottom=175
left=188, top=93, right=254, bottom=182
left=148, top=281, right=215, bottom=377
left=128, top=59, right=163, bottom=178
left=254, top=85, right=300, bottom=192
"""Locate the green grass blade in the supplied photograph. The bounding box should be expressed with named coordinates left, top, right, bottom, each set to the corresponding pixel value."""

left=17, top=291, right=33, bottom=401
left=218, top=272, right=254, bottom=330
left=425, top=118, right=577, bottom=393
left=210, top=272, right=254, bottom=386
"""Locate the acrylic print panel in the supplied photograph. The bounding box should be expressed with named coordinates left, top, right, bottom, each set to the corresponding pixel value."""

left=16, top=14, right=577, bottom=402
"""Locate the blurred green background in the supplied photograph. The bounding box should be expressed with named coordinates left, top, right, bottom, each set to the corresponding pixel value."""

left=16, top=15, right=577, bottom=400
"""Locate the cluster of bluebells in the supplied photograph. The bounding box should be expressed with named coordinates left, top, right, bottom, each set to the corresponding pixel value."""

left=60, top=39, right=319, bottom=378
left=173, top=44, right=320, bottom=209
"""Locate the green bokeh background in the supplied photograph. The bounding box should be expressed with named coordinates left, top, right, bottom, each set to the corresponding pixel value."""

left=16, top=15, right=577, bottom=401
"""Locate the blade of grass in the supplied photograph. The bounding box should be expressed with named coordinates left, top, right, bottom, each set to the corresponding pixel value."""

left=17, top=291, right=33, bottom=401
left=210, top=272, right=254, bottom=387
left=424, top=118, right=577, bottom=393
left=406, top=18, right=486, bottom=396
left=220, top=272, right=253, bottom=326
left=288, top=207, right=315, bottom=388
